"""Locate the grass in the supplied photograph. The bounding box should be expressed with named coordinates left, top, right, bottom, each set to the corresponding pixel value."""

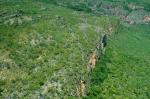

left=100, top=24, right=150, bottom=98
left=0, top=0, right=118, bottom=98
left=0, top=0, right=150, bottom=98
left=86, top=24, right=150, bottom=98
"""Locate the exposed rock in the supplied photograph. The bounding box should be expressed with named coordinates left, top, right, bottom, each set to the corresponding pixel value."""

left=22, top=16, right=33, bottom=22
left=17, top=18, right=22, bottom=25
left=41, top=7, right=47, bottom=11
left=0, top=9, right=43, bottom=26
left=9, top=18, right=15, bottom=25
left=125, top=10, right=148, bottom=24
left=4, top=18, right=15, bottom=25
left=128, top=3, right=144, bottom=10
left=143, top=16, right=150, bottom=22
left=128, top=4, right=136, bottom=10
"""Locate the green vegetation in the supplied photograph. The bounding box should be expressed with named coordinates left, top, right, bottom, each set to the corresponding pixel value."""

left=0, top=0, right=150, bottom=98
left=0, top=0, right=117, bottom=98
left=100, top=25, right=150, bottom=99
left=86, top=24, right=150, bottom=99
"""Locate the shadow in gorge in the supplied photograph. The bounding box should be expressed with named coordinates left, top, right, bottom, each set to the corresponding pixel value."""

left=85, top=49, right=112, bottom=99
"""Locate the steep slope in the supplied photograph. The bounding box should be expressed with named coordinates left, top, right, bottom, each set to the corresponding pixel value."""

left=0, top=0, right=118, bottom=98
left=1, top=0, right=150, bottom=98
left=85, top=24, right=150, bottom=99
left=99, top=24, right=150, bottom=99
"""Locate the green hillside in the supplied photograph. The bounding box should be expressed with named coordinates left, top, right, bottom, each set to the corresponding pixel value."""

left=87, top=25, right=150, bottom=99
left=0, top=0, right=150, bottom=98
